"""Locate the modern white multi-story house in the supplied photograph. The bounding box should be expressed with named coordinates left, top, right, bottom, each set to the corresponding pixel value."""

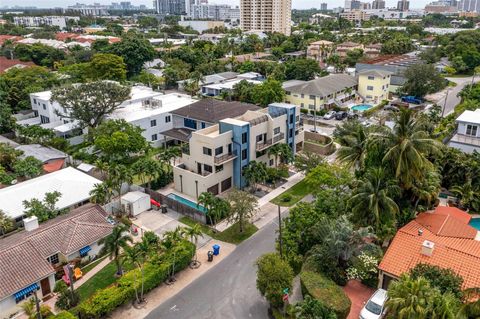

left=448, top=109, right=480, bottom=153
left=173, top=103, right=303, bottom=199
left=20, top=85, right=197, bottom=147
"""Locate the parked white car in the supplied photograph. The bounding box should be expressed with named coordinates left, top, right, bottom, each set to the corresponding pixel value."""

left=359, top=289, right=388, bottom=319
left=323, top=111, right=337, bottom=120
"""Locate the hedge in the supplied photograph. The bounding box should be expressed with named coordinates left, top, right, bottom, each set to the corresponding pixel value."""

left=48, top=311, right=77, bottom=319
left=300, top=271, right=351, bottom=319
left=76, top=241, right=195, bottom=318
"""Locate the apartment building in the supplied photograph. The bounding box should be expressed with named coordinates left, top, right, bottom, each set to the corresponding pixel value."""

left=67, top=3, right=109, bottom=15
left=240, top=0, right=292, bottom=35
left=13, top=16, right=79, bottom=29
left=173, top=103, right=302, bottom=199
left=188, top=4, right=240, bottom=21
left=306, top=40, right=334, bottom=63
left=283, top=74, right=358, bottom=111
left=448, top=109, right=480, bottom=153
left=340, top=10, right=370, bottom=24
left=335, top=41, right=364, bottom=57
left=357, top=69, right=392, bottom=104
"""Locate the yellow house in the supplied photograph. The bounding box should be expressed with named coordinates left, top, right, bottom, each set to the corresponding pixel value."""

left=357, top=69, right=392, bottom=105
left=283, top=74, right=358, bottom=111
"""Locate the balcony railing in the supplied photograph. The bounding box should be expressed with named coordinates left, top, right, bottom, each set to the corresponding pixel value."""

left=214, top=150, right=238, bottom=165
left=256, top=132, right=285, bottom=151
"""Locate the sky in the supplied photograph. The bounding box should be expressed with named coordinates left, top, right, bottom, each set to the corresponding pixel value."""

left=2, top=0, right=432, bottom=10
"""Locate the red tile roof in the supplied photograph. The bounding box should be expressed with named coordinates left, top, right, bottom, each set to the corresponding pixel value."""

left=0, top=35, right=22, bottom=45
left=43, top=159, right=65, bottom=173
left=0, top=56, right=35, bottom=73
left=435, top=206, right=472, bottom=224
left=379, top=208, right=480, bottom=289
left=0, top=204, right=113, bottom=299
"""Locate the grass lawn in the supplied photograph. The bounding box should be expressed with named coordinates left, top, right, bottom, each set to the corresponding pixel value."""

left=81, top=256, right=107, bottom=275
left=270, top=179, right=311, bottom=207
left=179, top=217, right=258, bottom=245
left=76, top=260, right=133, bottom=301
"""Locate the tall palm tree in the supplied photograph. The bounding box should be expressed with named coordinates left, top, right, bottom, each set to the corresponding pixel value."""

left=411, top=169, right=441, bottom=211
left=386, top=275, right=432, bottom=319
left=371, top=109, right=440, bottom=190
left=337, top=123, right=369, bottom=169
left=89, top=182, right=113, bottom=205
left=349, top=168, right=400, bottom=233
left=197, top=192, right=215, bottom=225
left=267, top=144, right=282, bottom=168
left=108, top=164, right=133, bottom=216
left=122, top=245, right=141, bottom=304
left=451, top=177, right=480, bottom=212
left=99, top=224, right=133, bottom=276
left=0, top=210, right=14, bottom=236
left=181, top=224, right=204, bottom=267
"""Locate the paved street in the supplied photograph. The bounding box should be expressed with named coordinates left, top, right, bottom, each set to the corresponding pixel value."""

left=427, top=76, right=480, bottom=117
left=145, top=213, right=283, bottom=319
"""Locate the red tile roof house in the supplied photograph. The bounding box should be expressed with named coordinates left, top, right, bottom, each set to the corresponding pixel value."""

left=0, top=204, right=113, bottom=317
left=378, top=206, right=480, bottom=290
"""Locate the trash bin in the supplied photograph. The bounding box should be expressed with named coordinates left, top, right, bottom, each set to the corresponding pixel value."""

left=212, top=244, right=220, bottom=256
left=161, top=204, right=168, bottom=213
left=207, top=251, right=214, bottom=262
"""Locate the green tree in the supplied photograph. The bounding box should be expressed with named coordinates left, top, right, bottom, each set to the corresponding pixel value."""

left=410, top=264, right=463, bottom=299
left=372, top=109, right=440, bottom=190
left=231, top=79, right=256, bottom=103
left=294, top=151, right=324, bottom=174
left=256, top=253, right=294, bottom=309
left=181, top=224, right=203, bottom=266
left=13, top=156, right=42, bottom=178
left=14, top=43, right=65, bottom=67
left=131, top=156, right=163, bottom=188
left=336, top=121, right=369, bottom=169
left=23, top=191, right=63, bottom=222
left=0, top=209, right=14, bottom=235
left=381, top=36, right=414, bottom=55
left=54, top=281, right=79, bottom=310
left=17, top=125, right=55, bottom=145
left=99, top=224, right=133, bottom=276
left=344, top=48, right=364, bottom=67
left=197, top=191, right=216, bottom=225
left=450, top=177, right=480, bottom=212
left=349, top=168, right=400, bottom=235
left=285, top=58, right=322, bottom=81
left=122, top=245, right=142, bottom=304
left=291, top=295, right=336, bottom=319
left=89, top=181, right=114, bottom=205
left=111, top=33, right=155, bottom=76
left=243, top=161, right=268, bottom=193
left=253, top=78, right=285, bottom=107
left=93, top=120, right=149, bottom=163
left=88, top=53, right=127, bottom=81
left=51, top=81, right=131, bottom=129
left=402, top=64, right=446, bottom=98
left=226, top=188, right=258, bottom=233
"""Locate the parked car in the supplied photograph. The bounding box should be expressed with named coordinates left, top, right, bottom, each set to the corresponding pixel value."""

left=323, top=111, right=337, bottom=120
left=401, top=96, right=423, bottom=105
left=384, top=104, right=399, bottom=112
left=335, top=111, right=348, bottom=120
left=359, top=289, right=388, bottom=319
left=347, top=112, right=359, bottom=119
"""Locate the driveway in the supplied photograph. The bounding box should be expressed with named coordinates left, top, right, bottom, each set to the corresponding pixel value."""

left=133, top=210, right=211, bottom=248
left=343, top=280, right=375, bottom=319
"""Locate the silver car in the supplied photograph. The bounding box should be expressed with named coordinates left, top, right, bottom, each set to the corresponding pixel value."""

left=359, top=289, right=388, bottom=319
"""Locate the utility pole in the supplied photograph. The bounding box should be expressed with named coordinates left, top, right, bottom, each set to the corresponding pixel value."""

left=33, top=290, right=42, bottom=319
left=441, top=88, right=450, bottom=118
left=278, top=205, right=283, bottom=259
left=313, top=97, right=317, bottom=133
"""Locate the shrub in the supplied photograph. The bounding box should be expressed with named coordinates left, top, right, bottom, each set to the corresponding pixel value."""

left=54, top=280, right=79, bottom=310
left=48, top=311, right=77, bottom=319
left=281, top=194, right=292, bottom=203
left=77, top=241, right=194, bottom=318
left=346, top=251, right=381, bottom=288
left=300, top=271, right=351, bottom=319
left=410, top=263, right=463, bottom=298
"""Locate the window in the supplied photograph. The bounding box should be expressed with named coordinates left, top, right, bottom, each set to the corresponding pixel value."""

left=242, top=132, right=247, bottom=144
left=242, top=149, right=247, bottom=160
left=367, top=86, right=374, bottom=91
left=204, top=164, right=213, bottom=173
left=33, top=98, right=37, bottom=104
left=151, top=134, right=158, bottom=141
left=301, top=103, right=304, bottom=108
left=40, top=115, right=50, bottom=124
left=269, top=159, right=274, bottom=166
left=150, top=119, right=157, bottom=127
left=256, top=134, right=263, bottom=142
left=203, top=147, right=212, bottom=156
left=286, top=91, right=291, bottom=95
left=165, top=115, right=171, bottom=123
left=256, top=150, right=266, bottom=158
left=42, top=103, right=46, bottom=110
left=309, top=95, right=316, bottom=100
left=308, top=104, right=315, bottom=110
left=215, top=164, right=224, bottom=172
left=289, top=128, right=293, bottom=138
left=274, top=127, right=280, bottom=135
left=47, top=253, right=59, bottom=265
left=215, top=146, right=223, bottom=156
left=290, top=114, right=294, bottom=123
left=466, top=124, right=478, bottom=136
left=301, top=94, right=304, bottom=98
left=296, top=115, right=300, bottom=122
left=368, top=76, right=375, bottom=80
left=201, top=122, right=206, bottom=129
left=184, top=118, right=197, bottom=129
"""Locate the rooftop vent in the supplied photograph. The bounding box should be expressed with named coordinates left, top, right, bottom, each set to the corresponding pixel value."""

left=24, top=216, right=39, bottom=232
left=421, top=240, right=434, bottom=257
left=418, top=229, right=423, bottom=236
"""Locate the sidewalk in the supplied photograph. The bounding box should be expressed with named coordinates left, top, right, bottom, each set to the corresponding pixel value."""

left=215, top=171, right=305, bottom=232
left=110, top=240, right=236, bottom=319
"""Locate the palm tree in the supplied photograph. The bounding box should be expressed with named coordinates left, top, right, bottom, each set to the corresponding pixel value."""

left=386, top=275, right=433, bottom=319
left=349, top=168, right=400, bottom=233
left=197, top=192, right=216, bottom=225
left=277, top=143, right=294, bottom=165
left=267, top=144, right=282, bottom=168
left=131, top=157, right=162, bottom=189
left=243, top=161, right=268, bottom=193
left=99, top=224, right=133, bottom=276
left=0, top=210, right=14, bottom=236
left=337, top=123, right=369, bottom=169
left=181, top=224, right=204, bottom=267
left=451, top=177, right=480, bottom=212
left=411, top=169, right=441, bottom=211
left=122, top=245, right=141, bottom=304
left=89, top=182, right=113, bottom=205
left=371, top=109, right=440, bottom=190
left=108, top=164, right=133, bottom=216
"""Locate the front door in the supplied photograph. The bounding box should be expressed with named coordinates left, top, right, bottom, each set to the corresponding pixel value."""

left=40, top=277, right=51, bottom=297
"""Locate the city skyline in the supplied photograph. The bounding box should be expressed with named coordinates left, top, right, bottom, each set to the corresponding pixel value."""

left=1, top=0, right=432, bottom=10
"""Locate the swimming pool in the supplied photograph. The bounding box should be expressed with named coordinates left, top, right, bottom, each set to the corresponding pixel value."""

left=469, top=218, right=480, bottom=231
left=351, top=104, right=373, bottom=112
left=167, top=193, right=208, bottom=213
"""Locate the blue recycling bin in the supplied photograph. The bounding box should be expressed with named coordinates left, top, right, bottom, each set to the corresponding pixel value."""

left=212, top=244, right=220, bottom=256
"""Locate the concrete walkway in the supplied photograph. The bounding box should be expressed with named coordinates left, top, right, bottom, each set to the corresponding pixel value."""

left=214, top=171, right=305, bottom=232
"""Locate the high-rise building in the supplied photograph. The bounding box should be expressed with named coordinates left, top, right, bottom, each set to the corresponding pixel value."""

left=153, top=0, right=186, bottom=14
left=189, top=4, right=240, bottom=20
left=397, top=0, right=410, bottom=11
left=240, top=0, right=291, bottom=35
left=372, top=0, right=386, bottom=9
left=321, top=2, right=328, bottom=10
left=458, top=0, right=480, bottom=12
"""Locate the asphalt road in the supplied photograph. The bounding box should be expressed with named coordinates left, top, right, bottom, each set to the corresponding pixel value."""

left=440, top=76, right=480, bottom=117
left=145, top=216, right=281, bottom=319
